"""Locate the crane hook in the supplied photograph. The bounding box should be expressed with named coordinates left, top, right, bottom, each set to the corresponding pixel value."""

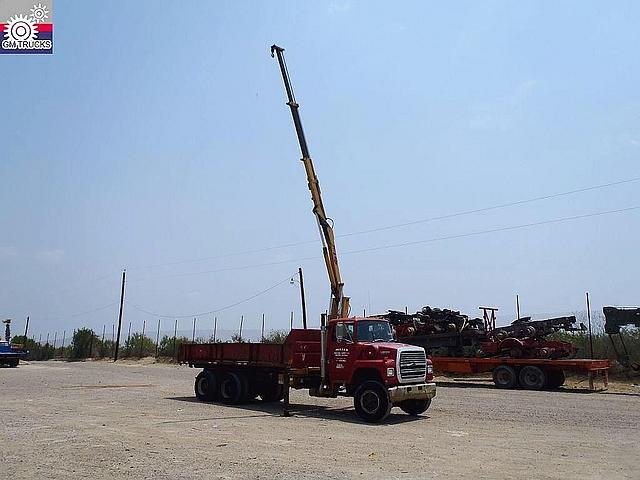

left=270, top=44, right=284, bottom=58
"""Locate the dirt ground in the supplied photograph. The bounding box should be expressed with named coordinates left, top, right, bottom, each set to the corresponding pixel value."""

left=1, top=360, right=638, bottom=479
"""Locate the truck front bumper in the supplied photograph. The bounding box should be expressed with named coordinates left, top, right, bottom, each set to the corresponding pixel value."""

left=388, top=382, right=436, bottom=403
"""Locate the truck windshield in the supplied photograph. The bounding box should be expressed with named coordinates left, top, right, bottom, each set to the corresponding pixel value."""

left=356, top=321, right=394, bottom=343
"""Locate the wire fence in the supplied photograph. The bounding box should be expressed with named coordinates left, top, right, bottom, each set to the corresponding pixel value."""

left=11, top=316, right=294, bottom=362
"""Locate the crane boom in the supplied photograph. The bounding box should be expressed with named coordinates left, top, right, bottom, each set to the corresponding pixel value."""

left=271, top=44, right=349, bottom=320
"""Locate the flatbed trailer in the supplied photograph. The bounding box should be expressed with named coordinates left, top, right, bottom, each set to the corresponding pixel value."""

left=179, top=320, right=437, bottom=423
left=431, top=356, right=609, bottom=390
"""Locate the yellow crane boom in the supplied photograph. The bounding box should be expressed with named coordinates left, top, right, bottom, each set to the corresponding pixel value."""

left=271, top=44, right=350, bottom=320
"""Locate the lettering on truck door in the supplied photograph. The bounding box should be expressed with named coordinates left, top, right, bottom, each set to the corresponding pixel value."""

left=329, top=321, right=356, bottom=383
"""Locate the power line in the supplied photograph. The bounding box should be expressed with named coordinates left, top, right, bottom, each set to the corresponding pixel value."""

left=127, top=205, right=640, bottom=281
left=127, top=256, right=319, bottom=282
left=126, top=272, right=297, bottom=319
left=127, top=175, right=640, bottom=271
left=340, top=176, right=640, bottom=238
left=340, top=205, right=640, bottom=256
left=32, top=302, right=119, bottom=321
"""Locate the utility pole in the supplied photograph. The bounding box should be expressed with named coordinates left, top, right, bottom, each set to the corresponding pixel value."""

left=126, top=322, right=132, bottom=356
left=114, top=269, right=126, bottom=361
left=173, top=319, right=177, bottom=356
left=213, top=317, right=217, bottom=343
left=586, top=292, right=594, bottom=359
left=192, top=318, right=196, bottom=343
left=24, top=316, right=29, bottom=339
left=155, top=318, right=160, bottom=358
left=140, top=319, right=146, bottom=357
left=516, top=294, right=521, bottom=320
left=298, top=267, right=307, bottom=329
left=261, top=313, right=265, bottom=342
left=239, top=315, right=244, bottom=340
left=290, top=311, right=294, bottom=330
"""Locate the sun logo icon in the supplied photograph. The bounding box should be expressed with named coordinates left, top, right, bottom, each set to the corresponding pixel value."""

left=29, top=3, right=49, bottom=23
left=4, top=14, right=38, bottom=43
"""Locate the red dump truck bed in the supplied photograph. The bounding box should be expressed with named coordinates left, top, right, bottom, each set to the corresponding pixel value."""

left=178, top=328, right=322, bottom=372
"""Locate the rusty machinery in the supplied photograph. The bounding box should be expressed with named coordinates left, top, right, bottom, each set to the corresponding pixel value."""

left=380, top=307, right=584, bottom=359
left=603, top=306, right=640, bottom=370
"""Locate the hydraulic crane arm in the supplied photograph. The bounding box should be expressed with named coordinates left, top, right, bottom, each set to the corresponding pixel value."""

left=271, top=44, right=349, bottom=320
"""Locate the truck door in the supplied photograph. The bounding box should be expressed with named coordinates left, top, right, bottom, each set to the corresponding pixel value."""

left=328, top=321, right=357, bottom=384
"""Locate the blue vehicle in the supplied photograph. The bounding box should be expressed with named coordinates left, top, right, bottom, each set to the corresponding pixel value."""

left=1, top=319, right=26, bottom=367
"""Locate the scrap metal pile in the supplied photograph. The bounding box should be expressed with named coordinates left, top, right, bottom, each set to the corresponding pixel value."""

left=379, top=307, right=585, bottom=359
left=483, top=316, right=585, bottom=359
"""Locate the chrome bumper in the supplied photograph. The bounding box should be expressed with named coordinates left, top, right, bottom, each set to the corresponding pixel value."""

left=388, top=382, right=436, bottom=403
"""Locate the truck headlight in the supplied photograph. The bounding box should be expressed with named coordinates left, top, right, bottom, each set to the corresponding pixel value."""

left=386, top=367, right=395, bottom=377
left=427, top=364, right=433, bottom=374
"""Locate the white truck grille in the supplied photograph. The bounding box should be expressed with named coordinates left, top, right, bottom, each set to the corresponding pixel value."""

left=397, top=349, right=427, bottom=383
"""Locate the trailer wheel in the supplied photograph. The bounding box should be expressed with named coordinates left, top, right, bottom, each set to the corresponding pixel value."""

left=546, top=369, right=565, bottom=389
left=219, top=371, right=246, bottom=405
left=259, top=382, right=284, bottom=402
left=492, top=365, right=518, bottom=389
left=354, top=380, right=391, bottom=423
left=519, top=366, right=547, bottom=390
left=194, top=370, right=218, bottom=401
left=399, top=399, right=431, bottom=416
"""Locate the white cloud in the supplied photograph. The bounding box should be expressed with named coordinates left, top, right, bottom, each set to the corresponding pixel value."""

left=469, top=113, right=514, bottom=132
left=0, top=246, right=18, bottom=259
left=516, top=79, right=538, bottom=93
left=328, top=0, right=351, bottom=14
left=37, top=249, right=65, bottom=263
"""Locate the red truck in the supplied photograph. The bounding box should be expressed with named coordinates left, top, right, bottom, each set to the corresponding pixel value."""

left=179, top=316, right=436, bottom=423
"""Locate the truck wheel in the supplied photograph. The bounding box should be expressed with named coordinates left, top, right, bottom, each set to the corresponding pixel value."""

left=219, top=371, right=246, bottom=405
left=399, top=399, right=431, bottom=416
left=492, top=365, right=518, bottom=389
left=519, top=366, right=546, bottom=390
left=194, top=370, right=218, bottom=401
left=259, top=382, right=284, bottom=402
left=354, top=381, right=391, bottom=423
left=546, top=369, right=565, bottom=389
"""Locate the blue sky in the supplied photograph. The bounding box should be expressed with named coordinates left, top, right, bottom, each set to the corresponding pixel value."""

left=1, top=1, right=639, bottom=339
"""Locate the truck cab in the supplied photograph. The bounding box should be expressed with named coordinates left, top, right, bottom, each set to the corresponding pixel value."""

left=318, top=317, right=436, bottom=421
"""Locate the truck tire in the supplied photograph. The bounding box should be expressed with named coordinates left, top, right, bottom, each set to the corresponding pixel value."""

left=492, top=365, right=518, bottom=389
left=259, top=382, right=284, bottom=402
left=354, top=380, right=391, bottom=423
left=546, top=369, right=565, bottom=389
left=399, top=398, right=431, bottom=416
left=219, top=371, right=246, bottom=405
left=519, top=366, right=547, bottom=390
left=194, top=370, right=218, bottom=401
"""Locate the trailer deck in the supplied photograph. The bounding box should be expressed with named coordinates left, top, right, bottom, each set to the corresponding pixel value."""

left=431, top=356, right=609, bottom=390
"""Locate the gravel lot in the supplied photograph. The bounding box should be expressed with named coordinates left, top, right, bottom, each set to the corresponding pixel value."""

left=1, top=360, right=638, bottom=479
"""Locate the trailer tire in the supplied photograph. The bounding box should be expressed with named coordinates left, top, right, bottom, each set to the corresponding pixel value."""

left=519, top=366, right=547, bottom=390
left=220, top=371, right=246, bottom=405
left=354, top=380, right=391, bottom=423
left=259, top=382, right=284, bottom=402
left=399, top=398, right=431, bottom=416
left=546, top=369, right=565, bottom=389
left=194, top=370, right=218, bottom=402
left=492, top=365, right=518, bottom=389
